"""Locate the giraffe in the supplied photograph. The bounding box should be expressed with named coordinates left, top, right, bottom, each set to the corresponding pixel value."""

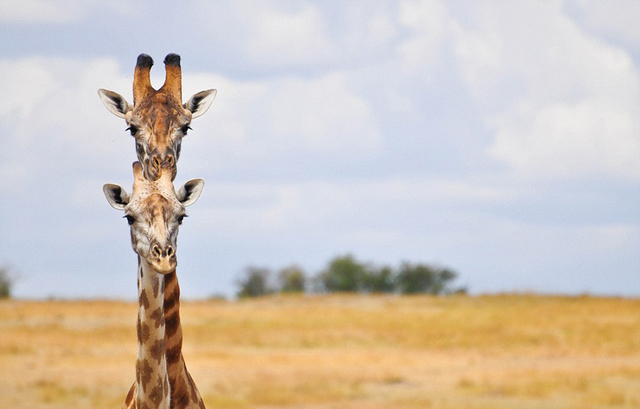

left=104, top=161, right=206, bottom=409
left=99, top=53, right=216, bottom=181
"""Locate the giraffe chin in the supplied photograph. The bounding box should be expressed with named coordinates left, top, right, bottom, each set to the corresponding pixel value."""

left=148, top=259, right=177, bottom=275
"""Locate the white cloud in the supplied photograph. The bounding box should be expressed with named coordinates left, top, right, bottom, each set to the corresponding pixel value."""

left=489, top=98, right=640, bottom=179
left=0, top=0, right=137, bottom=23
left=0, top=56, right=132, bottom=149
left=197, top=177, right=508, bottom=236
left=0, top=57, right=70, bottom=120
left=451, top=23, right=501, bottom=98
left=242, top=3, right=333, bottom=66
left=266, top=73, right=382, bottom=152
left=451, top=1, right=639, bottom=102
left=393, top=0, right=640, bottom=180
left=448, top=1, right=640, bottom=180
left=367, top=9, right=398, bottom=46
left=194, top=1, right=334, bottom=68
left=0, top=0, right=87, bottom=23
left=193, top=1, right=399, bottom=69
left=337, top=4, right=399, bottom=56
left=571, top=0, right=640, bottom=52
left=0, top=57, right=133, bottom=192
left=397, top=0, right=451, bottom=70
left=0, top=57, right=62, bottom=190
left=179, top=70, right=383, bottom=178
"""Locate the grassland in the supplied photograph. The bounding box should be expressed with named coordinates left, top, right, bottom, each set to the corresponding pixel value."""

left=1, top=294, right=639, bottom=409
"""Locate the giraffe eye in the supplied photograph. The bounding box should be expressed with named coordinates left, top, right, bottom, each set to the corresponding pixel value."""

left=124, top=215, right=136, bottom=225
left=126, top=125, right=138, bottom=136
left=181, top=125, right=192, bottom=135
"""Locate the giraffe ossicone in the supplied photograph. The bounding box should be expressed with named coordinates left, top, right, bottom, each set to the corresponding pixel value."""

left=98, top=53, right=216, bottom=181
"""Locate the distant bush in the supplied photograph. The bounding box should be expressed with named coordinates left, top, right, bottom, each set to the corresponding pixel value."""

left=234, top=256, right=465, bottom=298
left=317, top=255, right=367, bottom=292
left=362, top=266, right=396, bottom=294
left=0, top=266, right=16, bottom=299
left=277, top=265, right=306, bottom=293
left=396, top=262, right=458, bottom=295
left=236, top=266, right=274, bottom=298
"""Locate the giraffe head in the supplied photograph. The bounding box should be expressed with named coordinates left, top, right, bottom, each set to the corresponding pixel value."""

left=103, top=161, right=204, bottom=274
left=98, top=53, right=216, bottom=181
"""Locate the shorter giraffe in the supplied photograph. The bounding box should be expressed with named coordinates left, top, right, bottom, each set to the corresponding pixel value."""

left=104, top=161, right=205, bottom=409
left=99, top=53, right=216, bottom=181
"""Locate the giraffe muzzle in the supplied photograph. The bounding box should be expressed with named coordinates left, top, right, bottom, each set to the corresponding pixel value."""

left=146, top=153, right=177, bottom=181
left=150, top=242, right=177, bottom=274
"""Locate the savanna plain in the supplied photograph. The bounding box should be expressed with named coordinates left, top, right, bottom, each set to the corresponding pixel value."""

left=1, top=294, right=639, bottom=409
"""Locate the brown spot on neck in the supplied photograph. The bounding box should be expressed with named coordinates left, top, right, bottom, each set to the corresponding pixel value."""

left=150, top=307, right=163, bottom=329
left=138, top=321, right=151, bottom=344
left=149, top=338, right=165, bottom=364
left=166, top=341, right=182, bottom=366
left=136, top=359, right=153, bottom=388
left=165, top=310, right=180, bottom=338
left=140, top=289, right=150, bottom=310
left=147, top=374, right=168, bottom=405
left=152, top=275, right=162, bottom=299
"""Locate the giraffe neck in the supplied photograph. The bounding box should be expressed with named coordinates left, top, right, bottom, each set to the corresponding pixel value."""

left=136, top=258, right=171, bottom=409
left=163, top=271, right=205, bottom=408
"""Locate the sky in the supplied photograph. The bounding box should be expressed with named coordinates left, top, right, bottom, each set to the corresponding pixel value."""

left=0, top=0, right=639, bottom=299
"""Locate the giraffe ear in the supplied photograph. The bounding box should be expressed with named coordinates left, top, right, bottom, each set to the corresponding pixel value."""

left=184, top=89, right=216, bottom=119
left=98, top=89, right=132, bottom=119
left=177, top=179, right=205, bottom=207
left=103, top=184, right=130, bottom=210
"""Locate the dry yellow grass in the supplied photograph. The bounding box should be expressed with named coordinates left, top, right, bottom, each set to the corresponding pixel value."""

left=1, top=294, right=639, bottom=408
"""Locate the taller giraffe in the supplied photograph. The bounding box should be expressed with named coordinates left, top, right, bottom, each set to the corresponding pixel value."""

left=99, top=53, right=216, bottom=181
left=104, top=162, right=206, bottom=409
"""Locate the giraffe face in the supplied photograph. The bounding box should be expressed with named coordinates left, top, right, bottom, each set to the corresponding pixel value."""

left=98, top=53, right=216, bottom=181
left=104, top=162, right=204, bottom=274
left=125, top=91, right=192, bottom=182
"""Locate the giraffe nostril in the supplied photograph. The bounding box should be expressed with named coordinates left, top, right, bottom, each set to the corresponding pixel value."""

left=152, top=245, right=161, bottom=258
left=166, top=246, right=174, bottom=258
left=165, top=155, right=174, bottom=167
left=152, top=155, right=162, bottom=169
